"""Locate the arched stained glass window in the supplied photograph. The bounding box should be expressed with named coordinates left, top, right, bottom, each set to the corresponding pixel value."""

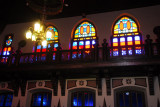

left=111, top=14, right=142, bottom=57
left=0, top=92, right=13, bottom=107
left=1, top=34, right=14, bottom=63
left=71, top=20, right=97, bottom=59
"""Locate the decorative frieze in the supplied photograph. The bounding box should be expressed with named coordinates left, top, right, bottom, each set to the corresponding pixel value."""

left=112, top=79, right=123, bottom=88
left=67, top=80, right=77, bottom=89
left=135, top=78, right=147, bottom=87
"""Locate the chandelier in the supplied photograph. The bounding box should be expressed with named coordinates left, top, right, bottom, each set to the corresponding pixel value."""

left=25, top=0, right=64, bottom=46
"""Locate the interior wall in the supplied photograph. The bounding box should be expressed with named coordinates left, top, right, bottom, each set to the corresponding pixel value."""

left=0, top=5, right=160, bottom=53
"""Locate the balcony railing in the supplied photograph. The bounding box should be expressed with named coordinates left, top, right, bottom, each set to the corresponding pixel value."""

left=1, top=38, right=160, bottom=66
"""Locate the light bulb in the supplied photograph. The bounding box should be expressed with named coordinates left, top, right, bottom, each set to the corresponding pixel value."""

left=34, top=22, right=41, bottom=32
left=32, top=35, right=36, bottom=41
left=26, top=30, right=32, bottom=39
left=42, top=40, right=47, bottom=46
left=46, top=31, right=52, bottom=39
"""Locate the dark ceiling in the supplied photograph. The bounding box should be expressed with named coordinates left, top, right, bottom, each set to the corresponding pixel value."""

left=1, top=0, right=160, bottom=25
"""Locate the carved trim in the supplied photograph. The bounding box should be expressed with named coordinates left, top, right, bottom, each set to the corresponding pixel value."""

left=86, top=80, right=96, bottom=88
left=112, top=79, right=123, bottom=88
left=27, top=81, right=36, bottom=90
left=67, top=80, right=77, bottom=89
left=135, top=78, right=147, bottom=87
left=148, top=73, right=154, bottom=95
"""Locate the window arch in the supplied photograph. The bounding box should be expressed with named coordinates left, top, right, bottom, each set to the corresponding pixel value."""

left=111, top=14, right=143, bottom=57
left=33, top=24, right=59, bottom=53
left=71, top=19, right=97, bottom=59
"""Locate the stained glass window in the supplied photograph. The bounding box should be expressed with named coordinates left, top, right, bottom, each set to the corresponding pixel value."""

left=111, top=15, right=142, bottom=56
left=2, top=35, right=13, bottom=56
left=72, top=21, right=97, bottom=50
left=31, top=92, right=51, bottom=107
left=72, top=91, right=95, bottom=107
left=113, top=17, right=138, bottom=34
left=0, top=93, right=13, bottom=107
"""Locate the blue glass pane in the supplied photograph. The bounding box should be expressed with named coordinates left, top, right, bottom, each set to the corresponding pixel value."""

left=128, top=50, right=132, bottom=55
left=37, top=94, right=42, bottom=106
left=137, top=93, right=143, bottom=107
left=85, top=93, right=89, bottom=106
left=92, top=40, right=96, bottom=45
left=54, top=43, right=58, bottom=48
left=37, top=45, right=41, bottom=49
left=124, top=92, right=129, bottom=106
left=113, top=51, right=119, bottom=56
left=43, top=94, right=47, bottom=106
left=7, top=51, right=10, bottom=55
left=48, top=44, right=51, bottom=48
left=79, top=41, right=84, bottom=46
left=47, top=94, right=51, bottom=106
left=72, top=54, right=77, bottom=59
left=119, top=94, right=124, bottom=107
left=43, top=45, right=47, bottom=49
left=132, top=92, right=137, bottom=107
left=3, top=51, right=6, bottom=55
left=73, top=94, right=77, bottom=106
left=135, top=49, right=141, bottom=54
left=89, top=93, right=94, bottom=106
left=122, top=50, right=126, bottom=55
left=0, top=95, right=5, bottom=106
left=78, top=93, right=82, bottom=106
left=5, top=94, right=13, bottom=107
left=73, top=42, right=77, bottom=46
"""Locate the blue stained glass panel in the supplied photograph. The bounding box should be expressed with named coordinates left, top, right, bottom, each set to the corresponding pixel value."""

left=85, top=93, right=88, bottom=106
left=132, top=92, right=137, bottom=107
left=128, top=50, right=132, bottom=55
left=122, top=50, right=126, bottom=55
left=79, top=41, right=84, bottom=45
left=78, top=93, right=82, bottom=106
left=5, top=95, right=13, bottom=107
left=89, top=93, right=94, bottom=106
left=73, top=94, right=77, bottom=106
left=37, top=45, right=41, bottom=49
left=135, top=49, right=141, bottom=54
left=92, top=40, right=96, bottom=45
left=54, top=43, right=58, bottom=48
left=43, top=94, right=47, bottom=106
left=119, top=94, right=124, bottom=107
left=86, top=41, right=90, bottom=45
left=113, top=51, right=119, bottom=56
left=73, top=42, right=77, bottom=46
left=124, top=23, right=127, bottom=28
left=0, top=95, right=5, bottom=106
left=137, top=93, right=143, bottom=107
left=124, top=92, right=129, bottom=106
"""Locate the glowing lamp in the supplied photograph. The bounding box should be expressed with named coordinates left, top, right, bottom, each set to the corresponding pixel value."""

left=26, top=30, right=32, bottom=39
left=34, top=22, right=41, bottom=32
left=42, top=40, right=47, bottom=46
left=46, top=31, right=52, bottom=39
left=32, top=35, right=36, bottom=41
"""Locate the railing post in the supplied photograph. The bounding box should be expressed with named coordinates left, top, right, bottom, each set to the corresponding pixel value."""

left=56, top=43, right=62, bottom=62
left=102, top=39, right=109, bottom=61
left=153, top=26, right=160, bottom=55
left=145, top=34, right=153, bottom=56
left=15, top=49, right=21, bottom=66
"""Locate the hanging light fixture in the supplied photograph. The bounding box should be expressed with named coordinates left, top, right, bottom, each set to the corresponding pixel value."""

left=25, top=0, right=64, bottom=47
